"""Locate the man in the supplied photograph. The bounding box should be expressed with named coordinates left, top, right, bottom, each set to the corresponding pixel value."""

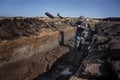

left=74, top=16, right=90, bottom=50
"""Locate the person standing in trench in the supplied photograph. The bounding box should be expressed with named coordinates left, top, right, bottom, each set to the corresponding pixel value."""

left=73, top=16, right=90, bottom=51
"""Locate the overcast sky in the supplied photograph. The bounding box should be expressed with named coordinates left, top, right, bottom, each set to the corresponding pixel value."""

left=0, top=0, right=120, bottom=18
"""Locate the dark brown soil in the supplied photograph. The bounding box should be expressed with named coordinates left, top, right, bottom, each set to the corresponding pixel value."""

left=0, top=18, right=49, bottom=40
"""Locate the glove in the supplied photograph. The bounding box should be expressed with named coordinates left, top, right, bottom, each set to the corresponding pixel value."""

left=78, top=25, right=81, bottom=28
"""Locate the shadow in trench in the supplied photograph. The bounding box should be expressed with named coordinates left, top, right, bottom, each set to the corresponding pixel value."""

left=33, top=44, right=80, bottom=80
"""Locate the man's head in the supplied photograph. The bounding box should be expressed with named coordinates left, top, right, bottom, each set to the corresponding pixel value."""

left=78, top=16, right=85, bottom=21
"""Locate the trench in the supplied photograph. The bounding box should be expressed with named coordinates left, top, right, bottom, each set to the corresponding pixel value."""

left=33, top=44, right=119, bottom=80
left=0, top=18, right=119, bottom=80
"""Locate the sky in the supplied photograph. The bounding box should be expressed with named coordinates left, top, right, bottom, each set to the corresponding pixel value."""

left=0, top=0, right=120, bottom=18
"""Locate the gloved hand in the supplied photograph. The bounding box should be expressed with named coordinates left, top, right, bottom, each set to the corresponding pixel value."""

left=78, top=25, right=81, bottom=28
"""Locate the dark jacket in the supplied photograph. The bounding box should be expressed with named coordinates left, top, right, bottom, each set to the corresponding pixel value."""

left=75, top=21, right=88, bottom=35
